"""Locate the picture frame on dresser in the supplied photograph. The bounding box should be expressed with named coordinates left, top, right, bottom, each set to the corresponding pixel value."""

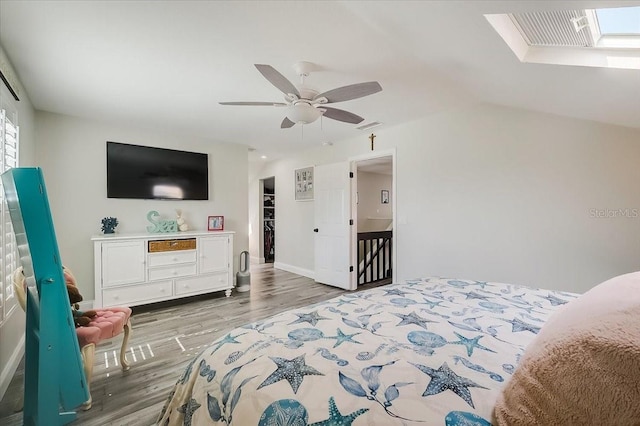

left=208, top=215, right=224, bottom=231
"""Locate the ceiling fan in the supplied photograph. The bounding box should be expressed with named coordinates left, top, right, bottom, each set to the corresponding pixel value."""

left=219, top=61, right=382, bottom=129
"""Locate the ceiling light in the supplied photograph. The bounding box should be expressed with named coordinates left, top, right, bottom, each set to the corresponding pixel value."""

left=261, top=155, right=267, bottom=159
left=286, top=102, right=321, bottom=124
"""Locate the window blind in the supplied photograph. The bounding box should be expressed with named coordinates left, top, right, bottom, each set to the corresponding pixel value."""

left=0, top=106, right=19, bottom=323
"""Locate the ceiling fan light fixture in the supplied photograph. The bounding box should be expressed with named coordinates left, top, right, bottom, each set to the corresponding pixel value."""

left=287, top=102, right=321, bottom=124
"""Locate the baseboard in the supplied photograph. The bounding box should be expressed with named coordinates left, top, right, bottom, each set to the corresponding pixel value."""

left=273, top=262, right=315, bottom=280
left=251, top=256, right=264, bottom=265
left=0, top=333, right=24, bottom=401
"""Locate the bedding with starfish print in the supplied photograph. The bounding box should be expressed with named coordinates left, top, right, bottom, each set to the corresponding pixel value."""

left=158, top=277, right=577, bottom=425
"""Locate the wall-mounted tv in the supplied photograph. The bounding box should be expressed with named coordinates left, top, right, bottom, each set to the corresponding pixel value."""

left=107, top=141, right=209, bottom=200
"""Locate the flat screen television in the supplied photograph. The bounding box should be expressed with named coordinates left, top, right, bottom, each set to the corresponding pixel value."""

left=107, top=141, right=209, bottom=200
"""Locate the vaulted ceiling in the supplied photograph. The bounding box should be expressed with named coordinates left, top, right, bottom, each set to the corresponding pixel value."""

left=1, top=1, right=638, bottom=161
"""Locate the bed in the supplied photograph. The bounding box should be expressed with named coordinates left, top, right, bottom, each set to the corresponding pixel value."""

left=158, top=273, right=640, bottom=426
left=158, top=276, right=586, bottom=425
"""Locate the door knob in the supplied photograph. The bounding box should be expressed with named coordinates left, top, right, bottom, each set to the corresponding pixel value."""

left=313, top=228, right=319, bottom=232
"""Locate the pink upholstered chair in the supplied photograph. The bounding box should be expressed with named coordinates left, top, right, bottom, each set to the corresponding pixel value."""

left=13, top=267, right=132, bottom=409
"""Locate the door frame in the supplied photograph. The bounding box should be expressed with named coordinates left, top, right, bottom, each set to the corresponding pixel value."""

left=349, top=148, right=397, bottom=285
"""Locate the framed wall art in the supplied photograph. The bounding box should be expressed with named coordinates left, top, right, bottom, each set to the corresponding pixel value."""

left=207, top=215, right=224, bottom=231
left=381, top=190, right=390, bottom=204
left=294, top=166, right=314, bottom=201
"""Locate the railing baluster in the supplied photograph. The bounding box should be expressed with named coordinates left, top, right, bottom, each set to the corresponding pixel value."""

left=356, top=231, right=393, bottom=286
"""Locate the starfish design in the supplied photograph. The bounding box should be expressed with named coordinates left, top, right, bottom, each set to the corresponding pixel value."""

left=329, top=328, right=362, bottom=348
left=177, top=398, right=201, bottom=424
left=310, top=397, right=369, bottom=426
left=502, top=317, right=540, bottom=333
left=422, top=298, right=446, bottom=309
left=449, top=332, right=496, bottom=357
left=412, top=362, right=488, bottom=408
left=336, top=298, right=356, bottom=307
left=210, top=332, right=246, bottom=354
left=510, top=294, right=531, bottom=305
left=539, top=293, right=568, bottom=306
left=394, top=311, right=435, bottom=330
left=289, top=310, right=330, bottom=327
left=460, top=291, right=491, bottom=300
left=384, top=288, right=408, bottom=297
left=473, top=281, right=490, bottom=289
left=257, top=354, right=324, bottom=394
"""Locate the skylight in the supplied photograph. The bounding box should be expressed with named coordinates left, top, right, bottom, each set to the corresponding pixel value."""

left=485, top=5, right=640, bottom=70
left=596, top=7, right=640, bottom=35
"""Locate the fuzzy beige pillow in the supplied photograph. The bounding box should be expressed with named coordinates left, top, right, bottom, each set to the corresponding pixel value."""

left=493, top=272, right=640, bottom=425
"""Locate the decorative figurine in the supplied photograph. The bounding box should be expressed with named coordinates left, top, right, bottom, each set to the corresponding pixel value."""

left=176, top=209, right=189, bottom=232
left=146, top=210, right=178, bottom=233
left=101, top=217, right=118, bottom=234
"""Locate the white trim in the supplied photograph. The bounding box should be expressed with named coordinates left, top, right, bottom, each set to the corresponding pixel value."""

left=251, top=256, right=264, bottom=265
left=273, top=262, right=314, bottom=279
left=0, top=332, right=24, bottom=401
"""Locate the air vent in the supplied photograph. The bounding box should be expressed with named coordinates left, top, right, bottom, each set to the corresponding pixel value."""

left=356, top=121, right=382, bottom=131
left=510, top=10, right=595, bottom=47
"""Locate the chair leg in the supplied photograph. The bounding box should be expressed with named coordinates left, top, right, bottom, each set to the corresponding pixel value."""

left=81, top=343, right=96, bottom=410
left=120, top=319, right=132, bottom=371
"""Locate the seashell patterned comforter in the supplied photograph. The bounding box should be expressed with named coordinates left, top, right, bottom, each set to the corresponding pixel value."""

left=158, top=277, right=576, bottom=425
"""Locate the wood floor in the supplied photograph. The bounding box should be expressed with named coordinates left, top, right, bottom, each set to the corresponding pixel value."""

left=0, top=264, right=384, bottom=426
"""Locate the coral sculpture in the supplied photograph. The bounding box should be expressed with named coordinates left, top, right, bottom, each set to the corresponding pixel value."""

left=101, top=217, right=119, bottom=234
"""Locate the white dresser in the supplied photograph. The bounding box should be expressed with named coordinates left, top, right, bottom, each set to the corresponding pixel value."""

left=92, top=231, right=234, bottom=308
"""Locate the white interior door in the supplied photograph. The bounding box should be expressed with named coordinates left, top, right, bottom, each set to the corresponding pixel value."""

left=314, top=162, right=354, bottom=290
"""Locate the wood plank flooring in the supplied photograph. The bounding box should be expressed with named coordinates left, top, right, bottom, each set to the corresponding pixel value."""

left=0, top=264, right=383, bottom=426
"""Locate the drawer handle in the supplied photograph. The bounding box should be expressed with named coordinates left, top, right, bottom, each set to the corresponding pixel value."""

left=114, top=295, right=119, bottom=300
left=173, top=271, right=177, bottom=275
left=173, top=257, right=178, bottom=262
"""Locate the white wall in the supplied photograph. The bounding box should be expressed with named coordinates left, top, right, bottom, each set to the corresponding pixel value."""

left=357, top=171, right=392, bottom=232
left=249, top=103, right=640, bottom=294
left=0, top=44, right=35, bottom=400
left=35, top=111, right=249, bottom=301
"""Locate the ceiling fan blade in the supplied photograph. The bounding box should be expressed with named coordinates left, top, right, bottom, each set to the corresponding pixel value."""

left=281, top=117, right=296, bottom=128
left=219, top=101, right=286, bottom=106
left=320, top=106, right=364, bottom=124
left=255, top=64, right=300, bottom=98
left=314, top=81, right=382, bottom=104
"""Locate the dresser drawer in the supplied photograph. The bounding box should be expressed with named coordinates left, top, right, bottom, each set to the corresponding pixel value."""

left=148, top=238, right=196, bottom=253
left=174, top=272, right=229, bottom=296
left=102, top=280, right=172, bottom=307
left=148, top=263, right=197, bottom=281
left=147, top=250, right=197, bottom=267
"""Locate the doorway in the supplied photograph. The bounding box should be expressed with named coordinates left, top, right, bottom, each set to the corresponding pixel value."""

left=312, top=151, right=395, bottom=290
left=262, top=177, right=275, bottom=263
left=354, top=155, right=394, bottom=287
